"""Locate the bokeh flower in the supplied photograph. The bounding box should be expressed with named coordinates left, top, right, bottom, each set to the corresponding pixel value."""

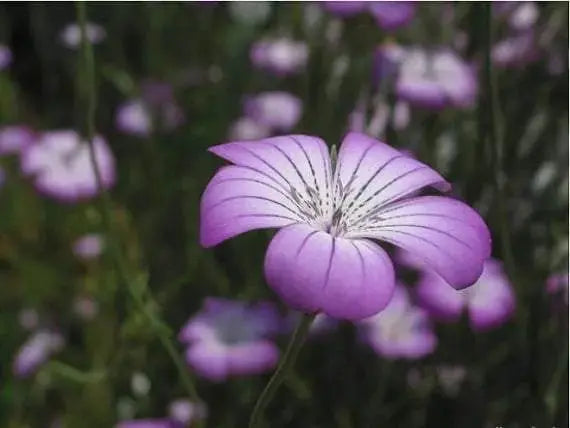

left=13, top=330, right=64, bottom=378
left=369, top=2, right=416, bottom=31
left=60, top=22, right=106, bottom=49
left=21, top=130, right=116, bottom=202
left=168, top=399, right=207, bottom=427
left=250, top=38, right=309, bottom=76
left=323, top=2, right=416, bottom=30
left=0, top=44, right=12, bottom=70
left=116, top=82, right=185, bottom=137
left=201, top=132, right=491, bottom=320
left=72, top=234, right=104, bottom=260
left=228, top=117, right=271, bottom=141
left=396, top=48, right=478, bottom=109
left=416, top=259, right=515, bottom=331
left=495, top=1, right=539, bottom=32
left=179, top=298, right=282, bottom=381
left=492, top=31, right=540, bottom=68
left=546, top=273, right=568, bottom=306
left=116, top=420, right=174, bottom=428
left=0, top=125, right=36, bottom=155
left=358, top=286, right=437, bottom=359
left=243, top=92, right=302, bottom=132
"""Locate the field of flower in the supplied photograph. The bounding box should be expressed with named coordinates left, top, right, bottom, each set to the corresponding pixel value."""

left=0, top=2, right=568, bottom=428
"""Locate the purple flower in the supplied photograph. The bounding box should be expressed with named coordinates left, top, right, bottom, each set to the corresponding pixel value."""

left=21, top=130, right=116, bottom=202
left=60, top=23, right=106, bottom=49
left=200, top=132, right=491, bottom=320
left=396, top=48, right=478, bottom=109
left=369, top=2, right=416, bottom=31
left=72, top=234, right=104, bottom=259
left=13, top=330, right=64, bottom=378
left=244, top=92, right=302, bottom=132
left=116, top=85, right=185, bottom=137
left=0, top=44, right=12, bottom=70
left=416, top=259, right=515, bottom=331
left=228, top=117, right=272, bottom=141
left=495, top=2, right=539, bottom=32
left=492, top=31, right=540, bottom=68
left=179, top=298, right=282, bottom=381
left=322, top=2, right=367, bottom=17
left=546, top=273, right=568, bottom=306
left=323, top=2, right=415, bottom=30
left=358, top=286, right=437, bottom=359
left=116, top=100, right=152, bottom=137
left=250, top=38, right=309, bottom=76
left=0, top=125, right=36, bottom=155
left=168, top=399, right=207, bottom=426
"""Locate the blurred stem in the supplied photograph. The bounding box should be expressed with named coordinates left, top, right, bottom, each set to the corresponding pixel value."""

left=248, top=313, right=316, bottom=428
left=75, top=1, right=203, bottom=411
left=483, top=3, right=514, bottom=271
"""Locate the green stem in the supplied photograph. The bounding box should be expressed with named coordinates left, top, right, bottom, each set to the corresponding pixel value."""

left=75, top=1, right=202, bottom=410
left=248, top=313, right=316, bottom=428
left=483, top=2, right=514, bottom=271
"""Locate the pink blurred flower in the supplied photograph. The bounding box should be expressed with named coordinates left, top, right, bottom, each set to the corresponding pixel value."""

left=0, top=125, right=36, bottom=155
left=60, top=23, right=106, bottom=49
left=243, top=92, right=303, bottom=132
left=179, top=298, right=282, bottom=381
left=72, top=234, right=104, bottom=260
left=396, top=48, right=478, bottom=109
left=228, top=117, right=271, bottom=141
left=416, top=259, right=515, bottom=331
left=358, top=286, right=437, bottom=359
left=13, top=330, right=64, bottom=378
left=21, top=130, right=116, bottom=202
left=250, top=38, right=309, bottom=76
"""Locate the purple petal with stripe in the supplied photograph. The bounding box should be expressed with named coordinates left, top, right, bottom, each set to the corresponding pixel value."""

left=201, top=135, right=331, bottom=247
left=264, top=223, right=395, bottom=320
left=335, top=133, right=450, bottom=229
left=349, top=196, right=491, bottom=289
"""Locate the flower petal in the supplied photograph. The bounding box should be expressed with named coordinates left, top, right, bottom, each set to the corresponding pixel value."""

left=226, top=340, right=279, bottom=376
left=348, top=196, right=491, bottom=289
left=335, top=132, right=450, bottom=230
left=416, top=271, right=465, bottom=321
left=264, top=223, right=395, bottom=320
left=185, top=342, right=229, bottom=382
left=467, top=260, right=515, bottom=331
left=202, top=135, right=333, bottom=246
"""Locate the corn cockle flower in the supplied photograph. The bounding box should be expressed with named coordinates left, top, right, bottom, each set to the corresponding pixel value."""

left=357, top=286, right=437, bottom=359
left=0, top=125, right=36, bottom=155
left=0, top=44, right=12, bottom=70
left=60, top=23, right=106, bottom=49
left=416, top=259, right=515, bottom=331
left=200, top=132, right=491, bottom=320
left=21, top=131, right=115, bottom=202
left=244, top=92, right=302, bottom=132
left=250, top=38, right=309, bottom=76
left=396, top=48, right=478, bottom=109
left=179, top=298, right=283, bottom=381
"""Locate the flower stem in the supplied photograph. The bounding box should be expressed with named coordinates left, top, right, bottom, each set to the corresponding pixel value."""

left=75, top=0, right=202, bottom=411
left=248, top=313, right=316, bottom=428
left=482, top=2, right=514, bottom=271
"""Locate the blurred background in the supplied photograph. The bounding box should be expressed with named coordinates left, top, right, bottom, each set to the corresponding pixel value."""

left=0, top=2, right=568, bottom=427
